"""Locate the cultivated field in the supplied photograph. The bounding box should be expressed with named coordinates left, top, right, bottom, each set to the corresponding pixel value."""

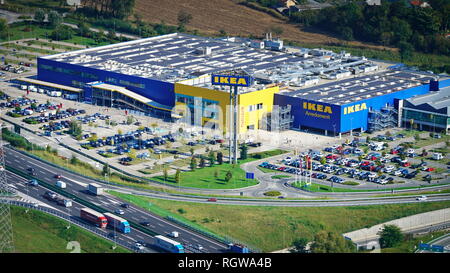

left=134, top=0, right=394, bottom=50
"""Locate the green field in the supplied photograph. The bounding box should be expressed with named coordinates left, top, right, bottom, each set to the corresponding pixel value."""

left=11, top=206, right=130, bottom=253
left=150, top=149, right=287, bottom=189
left=108, top=191, right=450, bottom=252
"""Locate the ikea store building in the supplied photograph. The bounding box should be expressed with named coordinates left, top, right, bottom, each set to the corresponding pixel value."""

left=29, top=33, right=450, bottom=136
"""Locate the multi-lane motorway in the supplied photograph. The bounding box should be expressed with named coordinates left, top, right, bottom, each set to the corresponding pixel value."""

left=4, top=147, right=230, bottom=253
left=4, top=145, right=450, bottom=254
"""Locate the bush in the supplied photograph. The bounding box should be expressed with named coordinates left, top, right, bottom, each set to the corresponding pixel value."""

left=263, top=191, right=281, bottom=196
left=342, top=181, right=359, bottom=186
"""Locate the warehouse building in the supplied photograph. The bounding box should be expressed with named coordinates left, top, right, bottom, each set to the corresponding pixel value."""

left=33, top=32, right=450, bottom=136
left=399, top=84, right=450, bottom=134
left=275, top=70, right=450, bottom=136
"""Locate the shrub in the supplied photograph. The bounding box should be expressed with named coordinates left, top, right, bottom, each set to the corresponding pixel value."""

left=263, top=191, right=282, bottom=196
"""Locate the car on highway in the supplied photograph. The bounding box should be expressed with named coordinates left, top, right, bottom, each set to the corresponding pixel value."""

left=27, top=167, right=35, bottom=175
left=121, top=203, right=130, bottom=208
left=54, top=174, right=62, bottom=179
left=27, top=179, right=38, bottom=186
left=207, top=198, right=217, bottom=202
left=115, top=209, right=125, bottom=215
left=416, top=195, right=428, bottom=201
left=140, top=221, right=151, bottom=227
left=134, top=242, right=144, bottom=250
left=194, top=244, right=204, bottom=251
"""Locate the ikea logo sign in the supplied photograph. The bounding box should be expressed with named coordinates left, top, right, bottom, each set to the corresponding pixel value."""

left=303, top=102, right=332, bottom=114
left=211, top=75, right=251, bottom=87
left=343, top=103, right=367, bottom=115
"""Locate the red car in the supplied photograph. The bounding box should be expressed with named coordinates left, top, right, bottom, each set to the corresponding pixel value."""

left=423, top=167, right=435, bottom=172
left=360, top=161, right=371, bottom=166
left=54, top=174, right=62, bottom=179
left=207, top=198, right=217, bottom=202
left=401, top=162, right=411, bottom=167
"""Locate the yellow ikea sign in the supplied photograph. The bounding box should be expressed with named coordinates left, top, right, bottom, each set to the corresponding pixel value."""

left=343, top=103, right=367, bottom=115
left=303, top=102, right=332, bottom=114
left=211, top=75, right=251, bottom=87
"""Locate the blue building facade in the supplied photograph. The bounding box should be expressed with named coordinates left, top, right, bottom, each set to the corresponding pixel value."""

left=37, top=57, right=175, bottom=107
left=275, top=82, right=433, bottom=134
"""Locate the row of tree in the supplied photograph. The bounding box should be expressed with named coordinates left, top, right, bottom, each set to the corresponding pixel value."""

left=289, top=0, right=449, bottom=56
left=80, top=0, right=136, bottom=19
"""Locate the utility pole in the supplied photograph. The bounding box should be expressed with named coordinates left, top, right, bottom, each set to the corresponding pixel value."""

left=0, top=122, right=15, bottom=253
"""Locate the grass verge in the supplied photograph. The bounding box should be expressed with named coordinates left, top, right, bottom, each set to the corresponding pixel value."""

left=107, top=191, right=450, bottom=252
left=11, top=206, right=130, bottom=253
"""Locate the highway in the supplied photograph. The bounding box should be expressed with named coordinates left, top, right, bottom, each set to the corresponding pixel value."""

left=5, top=146, right=450, bottom=207
left=4, top=148, right=231, bottom=253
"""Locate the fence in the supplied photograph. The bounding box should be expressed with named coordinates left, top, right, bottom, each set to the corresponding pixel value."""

left=167, top=215, right=261, bottom=253
left=0, top=198, right=137, bottom=252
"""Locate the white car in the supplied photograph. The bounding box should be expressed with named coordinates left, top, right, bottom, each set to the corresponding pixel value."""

left=195, top=244, right=204, bottom=251
left=416, top=196, right=427, bottom=201
left=368, top=173, right=377, bottom=178
left=134, top=243, right=144, bottom=250
left=115, top=209, right=125, bottom=215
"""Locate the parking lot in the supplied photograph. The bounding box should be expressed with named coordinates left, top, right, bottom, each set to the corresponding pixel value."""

left=258, top=132, right=450, bottom=189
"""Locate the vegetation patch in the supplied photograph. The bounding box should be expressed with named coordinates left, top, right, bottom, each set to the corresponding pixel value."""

left=11, top=206, right=129, bottom=253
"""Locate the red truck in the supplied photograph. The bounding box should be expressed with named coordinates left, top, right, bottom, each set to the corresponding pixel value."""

left=80, top=208, right=107, bottom=228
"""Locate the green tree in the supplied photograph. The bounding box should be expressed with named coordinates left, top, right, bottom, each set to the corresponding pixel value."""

left=70, top=155, right=78, bottom=165
left=209, top=151, right=215, bottom=166
left=217, top=152, right=223, bottom=165
left=310, top=231, right=354, bottom=253
left=50, top=25, right=73, bottom=41
left=48, top=11, right=62, bottom=28
left=399, top=41, right=414, bottom=62
left=214, top=169, right=219, bottom=178
left=190, top=147, right=195, bottom=156
left=128, top=149, right=136, bottom=159
left=199, top=157, right=206, bottom=168
left=378, top=224, right=403, bottom=248
left=177, top=10, right=193, bottom=27
left=102, top=163, right=110, bottom=176
left=292, top=238, right=309, bottom=253
left=34, top=9, right=45, bottom=23
left=240, top=144, right=248, bottom=160
left=69, top=120, right=82, bottom=137
left=320, top=157, right=326, bottom=165
left=225, top=170, right=232, bottom=182
left=190, top=157, right=197, bottom=171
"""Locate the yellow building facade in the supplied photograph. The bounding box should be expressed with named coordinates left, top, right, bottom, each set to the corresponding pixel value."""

left=174, top=81, right=279, bottom=134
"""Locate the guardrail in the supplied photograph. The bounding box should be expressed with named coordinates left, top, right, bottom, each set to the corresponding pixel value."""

left=0, top=198, right=136, bottom=252
left=166, top=215, right=261, bottom=253
left=5, top=165, right=159, bottom=238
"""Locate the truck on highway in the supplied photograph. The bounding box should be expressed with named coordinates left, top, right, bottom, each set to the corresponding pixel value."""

left=228, top=243, right=249, bottom=253
left=154, top=235, right=184, bottom=253
left=104, top=212, right=131, bottom=234
left=43, top=191, right=72, bottom=207
left=55, top=197, right=72, bottom=208
left=87, top=183, right=103, bottom=196
left=80, top=207, right=107, bottom=228
left=55, top=180, right=66, bottom=189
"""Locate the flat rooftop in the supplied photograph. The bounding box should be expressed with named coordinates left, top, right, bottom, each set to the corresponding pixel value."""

left=404, top=85, right=450, bottom=115
left=279, top=70, right=448, bottom=105
left=43, top=33, right=375, bottom=88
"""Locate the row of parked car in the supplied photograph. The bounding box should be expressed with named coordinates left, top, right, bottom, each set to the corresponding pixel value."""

left=75, top=112, right=110, bottom=124
left=24, top=108, right=85, bottom=124
left=0, top=97, right=36, bottom=109
left=40, top=120, right=72, bottom=132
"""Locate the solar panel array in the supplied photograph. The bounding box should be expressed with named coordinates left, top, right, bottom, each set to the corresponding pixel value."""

left=280, top=70, right=444, bottom=105
left=47, top=33, right=309, bottom=83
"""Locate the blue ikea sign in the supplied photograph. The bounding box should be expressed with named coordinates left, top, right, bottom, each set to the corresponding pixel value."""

left=211, top=75, right=252, bottom=87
